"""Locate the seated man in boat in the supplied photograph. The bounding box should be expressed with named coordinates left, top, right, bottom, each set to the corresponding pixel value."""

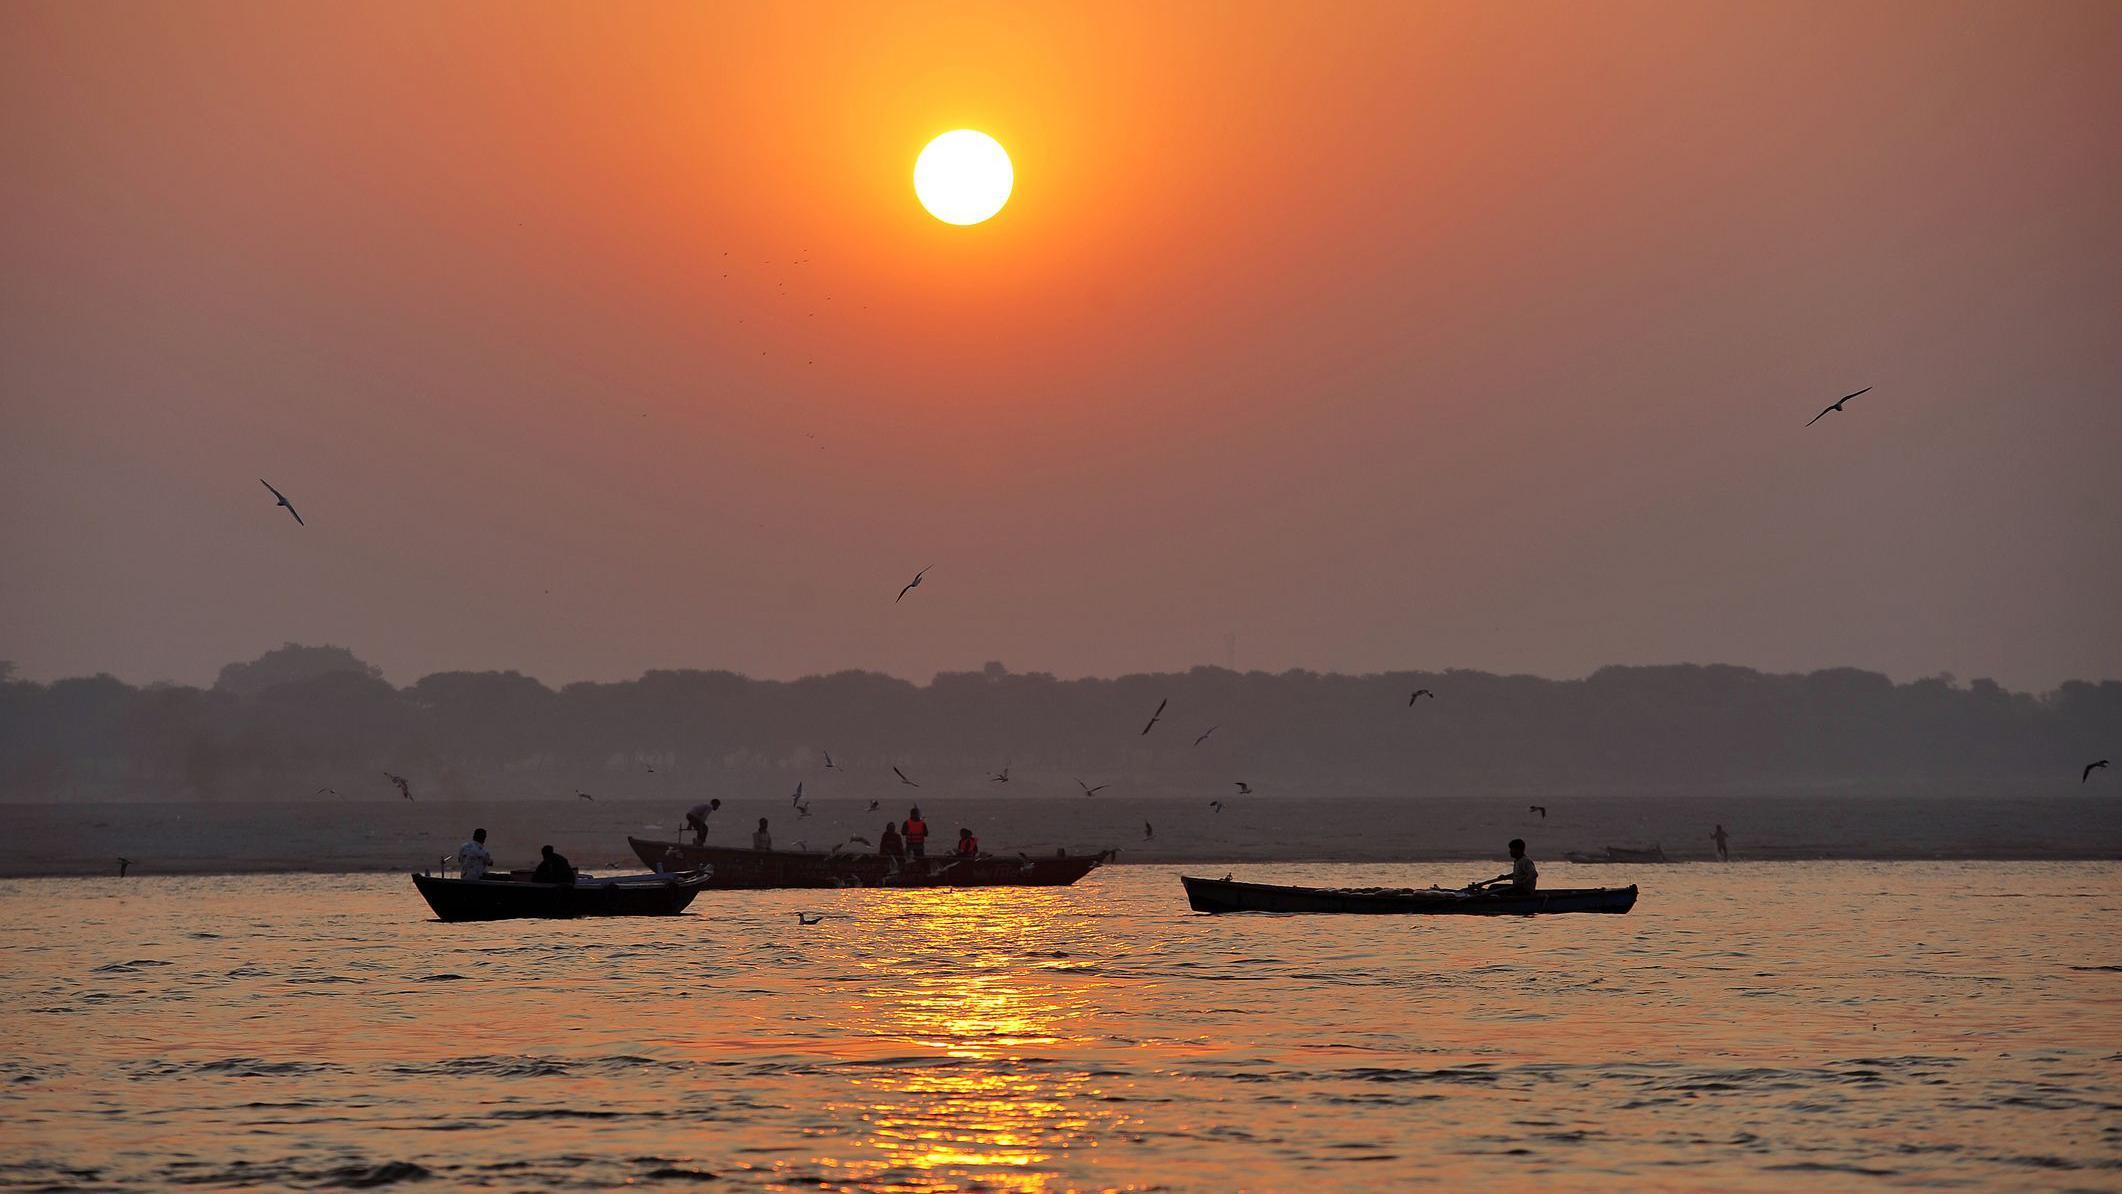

left=954, top=827, right=980, bottom=858
left=752, top=817, right=773, bottom=851
left=685, top=799, right=721, bottom=846
left=530, top=844, right=576, bottom=885
left=455, top=827, right=493, bottom=880
left=879, top=821, right=905, bottom=862
left=1476, top=839, right=1538, bottom=893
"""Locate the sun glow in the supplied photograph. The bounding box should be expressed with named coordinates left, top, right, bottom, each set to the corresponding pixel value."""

left=914, top=130, right=1013, bottom=225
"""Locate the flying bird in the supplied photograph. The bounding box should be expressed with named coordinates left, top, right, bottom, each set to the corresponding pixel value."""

left=383, top=772, right=412, bottom=801
left=796, top=803, right=813, bottom=819
left=1233, top=781, right=1252, bottom=795
left=2086, top=760, right=2111, bottom=783
left=577, top=792, right=595, bottom=802
left=1409, top=689, right=1435, bottom=705
left=823, top=751, right=838, bottom=770
left=1143, top=821, right=1154, bottom=839
left=643, top=765, right=656, bottom=774
left=791, top=782, right=805, bottom=806
left=1209, top=800, right=1223, bottom=813
left=1140, top=699, right=1168, bottom=736
left=1804, top=386, right=1872, bottom=427
left=314, top=786, right=337, bottom=796
left=866, top=800, right=880, bottom=812
left=893, top=767, right=919, bottom=787
left=1529, top=805, right=1547, bottom=818
left=117, top=857, right=131, bottom=878
left=796, top=912, right=823, bottom=925
left=1193, top=725, right=1219, bottom=747
left=990, top=768, right=1010, bottom=783
left=259, top=479, right=304, bottom=526
left=1076, top=778, right=1109, bottom=796
left=895, top=565, right=933, bottom=603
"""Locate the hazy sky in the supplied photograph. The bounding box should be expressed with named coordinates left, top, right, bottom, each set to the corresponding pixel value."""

left=3, top=1, right=2118, bottom=692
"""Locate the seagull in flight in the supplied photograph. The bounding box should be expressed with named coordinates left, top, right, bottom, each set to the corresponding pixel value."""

left=2086, top=760, right=2111, bottom=783
left=1140, top=699, right=1168, bottom=736
left=1193, top=725, right=1219, bottom=747
left=791, top=782, right=806, bottom=806
left=1233, top=781, right=1252, bottom=795
left=796, top=912, right=823, bottom=925
left=577, top=791, right=595, bottom=802
left=1805, top=386, right=1872, bottom=427
left=1209, top=800, right=1223, bottom=813
left=895, top=566, right=933, bottom=603
left=990, top=767, right=1010, bottom=783
left=893, top=767, right=919, bottom=787
left=1409, top=689, right=1435, bottom=705
left=383, top=772, right=412, bottom=801
left=1076, top=778, right=1109, bottom=796
left=1529, top=805, right=1547, bottom=818
left=1143, top=821, right=1154, bottom=839
left=866, top=799, right=880, bottom=812
left=315, top=786, right=338, bottom=797
left=259, top=479, right=304, bottom=526
left=117, top=857, right=132, bottom=877
left=822, top=751, right=838, bottom=770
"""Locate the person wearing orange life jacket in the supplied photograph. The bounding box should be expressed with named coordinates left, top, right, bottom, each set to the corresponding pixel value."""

left=954, top=827, right=980, bottom=858
left=903, top=807, right=930, bottom=858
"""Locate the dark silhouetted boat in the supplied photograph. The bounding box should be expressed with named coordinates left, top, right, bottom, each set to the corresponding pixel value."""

left=411, top=870, right=712, bottom=922
left=629, top=837, right=1106, bottom=889
left=1564, top=844, right=1668, bottom=864
left=1181, top=875, right=1638, bottom=916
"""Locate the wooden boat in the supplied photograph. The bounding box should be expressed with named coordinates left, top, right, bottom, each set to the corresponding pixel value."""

left=1181, top=875, right=1638, bottom=916
left=1564, top=844, right=1668, bottom=864
left=411, top=870, right=712, bottom=922
left=629, top=837, right=1107, bottom=889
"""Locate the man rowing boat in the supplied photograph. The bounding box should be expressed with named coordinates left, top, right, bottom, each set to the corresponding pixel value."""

left=1474, top=838, right=1538, bottom=894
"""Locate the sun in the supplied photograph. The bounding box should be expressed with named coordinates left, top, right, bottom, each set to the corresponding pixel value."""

left=914, top=130, right=1013, bottom=226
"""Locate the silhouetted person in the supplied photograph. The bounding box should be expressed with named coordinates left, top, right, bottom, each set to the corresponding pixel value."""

left=904, top=807, right=930, bottom=858
left=531, top=844, right=574, bottom=885
left=752, top=818, right=772, bottom=851
left=955, top=827, right=980, bottom=858
left=879, top=821, right=905, bottom=862
left=455, top=828, right=492, bottom=879
left=686, top=799, right=721, bottom=845
left=1710, top=824, right=1730, bottom=862
left=1479, top=839, right=1537, bottom=893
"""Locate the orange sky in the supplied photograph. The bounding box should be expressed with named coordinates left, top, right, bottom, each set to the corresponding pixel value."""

left=3, top=1, right=2119, bottom=689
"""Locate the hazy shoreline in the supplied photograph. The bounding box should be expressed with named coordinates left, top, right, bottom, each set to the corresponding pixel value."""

left=6, top=792, right=2115, bottom=879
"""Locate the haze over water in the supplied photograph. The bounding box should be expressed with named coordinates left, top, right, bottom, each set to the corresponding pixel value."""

left=4, top=863, right=2118, bottom=1191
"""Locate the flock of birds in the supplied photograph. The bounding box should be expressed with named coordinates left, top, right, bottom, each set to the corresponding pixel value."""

left=96, top=385, right=2099, bottom=881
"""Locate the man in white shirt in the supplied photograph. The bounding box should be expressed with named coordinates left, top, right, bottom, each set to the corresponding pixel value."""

left=455, top=827, right=493, bottom=880
left=685, top=799, right=720, bottom=845
left=1478, top=838, right=1537, bottom=893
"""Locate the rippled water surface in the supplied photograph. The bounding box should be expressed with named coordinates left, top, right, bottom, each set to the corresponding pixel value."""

left=2, top=863, right=2118, bottom=1191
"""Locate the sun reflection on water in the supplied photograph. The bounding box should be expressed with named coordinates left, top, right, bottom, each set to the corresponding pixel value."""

left=812, top=889, right=1125, bottom=1191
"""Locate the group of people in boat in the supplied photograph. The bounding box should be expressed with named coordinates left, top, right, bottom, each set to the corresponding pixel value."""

left=454, top=827, right=577, bottom=884
left=736, top=804, right=985, bottom=862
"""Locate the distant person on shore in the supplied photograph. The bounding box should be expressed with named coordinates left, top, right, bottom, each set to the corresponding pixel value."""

left=1711, top=824, right=1730, bottom=862
left=904, top=807, right=930, bottom=858
left=455, top=828, right=492, bottom=880
left=955, top=827, right=980, bottom=858
left=753, top=818, right=773, bottom=851
left=1478, top=839, right=1538, bottom=893
left=530, top=844, right=575, bottom=885
left=685, top=799, right=721, bottom=845
left=879, top=821, right=905, bottom=862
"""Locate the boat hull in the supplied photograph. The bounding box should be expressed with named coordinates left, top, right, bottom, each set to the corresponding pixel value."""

left=1181, top=876, right=1638, bottom=916
left=630, top=837, right=1104, bottom=889
left=411, top=871, right=708, bottom=922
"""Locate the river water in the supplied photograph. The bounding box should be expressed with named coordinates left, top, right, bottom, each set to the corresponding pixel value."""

left=2, top=862, right=2117, bottom=1190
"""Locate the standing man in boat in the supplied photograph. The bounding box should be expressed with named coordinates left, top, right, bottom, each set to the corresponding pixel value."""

left=903, top=807, right=930, bottom=859
left=685, top=798, right=721, bottom=845
left=1710, top=823, right=1730, bottom=862
left=454, top=827, right=492, bottom=879
left=752, top=817, right=773, bottom=851
left=1477, top=839, right=1538, bottom=893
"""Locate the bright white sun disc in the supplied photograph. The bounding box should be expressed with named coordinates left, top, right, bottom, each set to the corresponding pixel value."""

left=915, top=130, right=1012, bottom=225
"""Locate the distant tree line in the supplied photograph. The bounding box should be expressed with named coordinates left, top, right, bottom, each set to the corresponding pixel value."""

left=0, top=644, right=2114, bottom=801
